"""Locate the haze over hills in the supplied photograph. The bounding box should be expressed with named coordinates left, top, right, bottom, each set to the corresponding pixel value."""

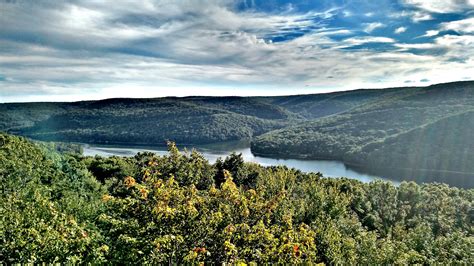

left=1, top=80, right=474, bottom=187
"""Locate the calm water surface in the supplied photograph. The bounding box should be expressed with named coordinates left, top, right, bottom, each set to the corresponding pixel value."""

left=82, top=141, right=397, bottom=184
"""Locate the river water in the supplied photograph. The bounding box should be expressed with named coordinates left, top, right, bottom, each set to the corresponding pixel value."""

left=82, top=142, right=397, bottom=184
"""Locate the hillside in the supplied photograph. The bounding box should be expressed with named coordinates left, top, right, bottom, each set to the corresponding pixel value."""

left=252, top=81, right=474, bottom=186
left=0, top=82, right=462, bottom=146
left=353, top=111, right=474, bottom=186
left=1, top=98, right=295, bottom=145
left=263, top=88, right=400, bottom=119
left=1, top=132, right=473, bottom=263
left=1, top=90, right=391, bottom=145
left=1, top=90, right=387, bottom=145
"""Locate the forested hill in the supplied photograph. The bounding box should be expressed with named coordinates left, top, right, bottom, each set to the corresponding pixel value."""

left=0, top=88, right=398, bottom=145
left=1, top=81, right=474, bottom=186
left=252, top=81, right=474, bottom=187
left=0, top=97, right=295, bottom=145
left=2, top=81, right=470, bottom=146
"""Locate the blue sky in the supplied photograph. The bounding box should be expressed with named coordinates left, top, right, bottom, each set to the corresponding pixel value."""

left=0, top=0, right=473, bottom=102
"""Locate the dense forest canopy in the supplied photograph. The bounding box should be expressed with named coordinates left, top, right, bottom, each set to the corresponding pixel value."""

left=1, top=81, right=474, bottom=186
left=1, top=132, right=473, bottom=263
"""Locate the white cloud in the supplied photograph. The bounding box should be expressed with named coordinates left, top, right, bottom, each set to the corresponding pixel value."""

left=440, top=17, right=474, bottom=33
left=318, top=29, right=352, bottom=36
left=343, top=10, right=352, bottom=17
left=417, top=18, right=474, bottom=38
left=344, top=36, right=395, bottom=46
left=435, top=34, right=474, bottom=46
left=402, top=0, right=474, bottom=13
left=394, top=43, right=436, bottom=49
left=0, top=0, right=473, bottom=102
left=395, top=27, right=407, bottom=34
left=364, top=22, right=385, bottom=33
left=410, top=11, right=433, bottom=22
left=423, top=30, right=439, bottom=37
left=390, top=10, right=433, bottom=22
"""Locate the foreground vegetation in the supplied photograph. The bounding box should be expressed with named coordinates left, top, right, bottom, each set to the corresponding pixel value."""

left=1, top=132, right=472, bottom=264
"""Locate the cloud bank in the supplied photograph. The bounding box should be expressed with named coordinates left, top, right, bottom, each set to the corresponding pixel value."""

left=0, top=0, right=473, bottom=102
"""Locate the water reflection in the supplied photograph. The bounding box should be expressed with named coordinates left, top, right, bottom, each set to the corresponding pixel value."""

left=82, top=141, right=395, bottom=184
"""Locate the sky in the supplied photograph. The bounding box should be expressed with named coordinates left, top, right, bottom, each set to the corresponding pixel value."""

left=0, top=0, right=473, bottom=102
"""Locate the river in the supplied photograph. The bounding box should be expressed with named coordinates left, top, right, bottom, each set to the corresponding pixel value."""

left=82, top=141, right=398, bottom=184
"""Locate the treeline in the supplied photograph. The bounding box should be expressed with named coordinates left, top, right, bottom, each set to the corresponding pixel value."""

left=1, top=132, right=473, bottom=264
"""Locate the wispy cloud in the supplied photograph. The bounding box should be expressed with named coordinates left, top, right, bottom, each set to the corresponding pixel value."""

left=402, top=0, right=474, bottom=13
left=422, top=30, right=439, bottom=37
left=363, top=22, right=385, bottom=33
left=394, top=27, right=407, bottom=34
left=0, top=0, right=473, bottom=102
left=440, top=17, right=474, bottom=34
left=390, top=10, right=433, bottom=22
left=343, top=36, right=395, bottom=46
left=394, top=43, right=436, bottom=50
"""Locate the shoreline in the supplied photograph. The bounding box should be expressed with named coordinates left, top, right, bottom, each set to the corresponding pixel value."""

left=251, top=149, right=474, bottom=188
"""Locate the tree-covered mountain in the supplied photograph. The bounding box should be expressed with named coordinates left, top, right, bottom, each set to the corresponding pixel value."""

left=252, top=81, right=474, bottom=186
left=1, top=132, right=473, bottom=264
left=0, top=86, right=418, bottom=145
left=1, top=81, right=473, bottom=186
left=0, top=97, right=295, bottom=145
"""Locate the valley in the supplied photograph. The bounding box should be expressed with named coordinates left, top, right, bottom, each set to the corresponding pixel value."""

left=2, top=81, right=474, bottom=187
